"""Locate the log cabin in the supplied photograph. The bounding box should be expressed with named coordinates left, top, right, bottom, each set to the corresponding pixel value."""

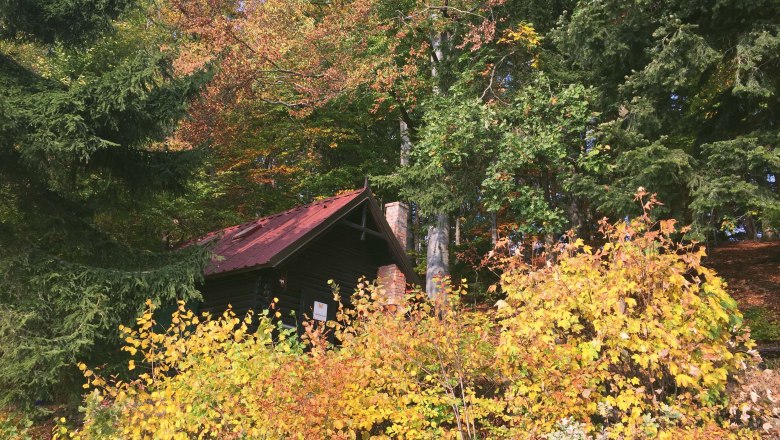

left=191, top=187, right=419, bottom=332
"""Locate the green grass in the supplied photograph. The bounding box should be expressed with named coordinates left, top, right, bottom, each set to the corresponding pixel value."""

left=743, top=306, right=780, bottom=342
left=763, top=357, right=780, bottom=370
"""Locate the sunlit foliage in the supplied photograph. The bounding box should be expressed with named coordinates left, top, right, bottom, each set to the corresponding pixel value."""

left=58, top=210, right=776, bottom=439
left=496, top=192, right=765, bottom=437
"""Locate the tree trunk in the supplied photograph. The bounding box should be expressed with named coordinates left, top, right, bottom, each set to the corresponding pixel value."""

left=569, top=197, right=582, bottom=237
left=413, top=202, right=422, bottom=263
left=545, top=233, right=556, bottom=263
left=490, top=211, right=498, bottom=247
left=426, top=213, right=450, bottom=298
left=425, top=19, right=450, bottom=299
left=400, top=118, right=412, bottom=167
left=400, top=118, right=414, bottom=253
left=454, top=215, right=461, bottom=246
left=745, top=214, right=758, bottom=241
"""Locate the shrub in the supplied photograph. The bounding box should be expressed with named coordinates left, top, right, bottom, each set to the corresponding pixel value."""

left=56, top=287, right=503, bottom=439
left=332, top=281, right=504, bottom=438
left=496, top=194, right=761, bottom=437
left=57, top=300, right=354, bottom=439
left=58, top=205, right=774, bottom=439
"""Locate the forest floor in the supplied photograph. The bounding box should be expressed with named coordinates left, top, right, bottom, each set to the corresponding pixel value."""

left=707, top=240, right=780, bottom=348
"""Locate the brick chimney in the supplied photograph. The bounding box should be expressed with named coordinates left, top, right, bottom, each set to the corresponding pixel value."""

left=383, top=202, right=408, bottom=250
left=377, top=202, right=409, bottom=305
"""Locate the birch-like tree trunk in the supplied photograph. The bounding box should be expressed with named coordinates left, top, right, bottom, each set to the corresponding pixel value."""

left=426, top=17, right=450, bottom=299
left=490, top=212, right=498, bottom=247
left=400, top=118, right=412, bottom=167
left=455, top=215, right=461, bottom=246
left=427, top=213, right=450, bottom=295
left=400, top=118, right=415, bottom=253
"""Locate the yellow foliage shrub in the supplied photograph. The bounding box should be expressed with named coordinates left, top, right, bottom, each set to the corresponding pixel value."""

left=496, top=197, right=761, bottom=438
left=59, top=299, right=363, bottom=439
left=56, top=205, right=773, bottom=439
left=332, top=282, right=505, bottom=439
left=56, top=287, right=503, bottom=439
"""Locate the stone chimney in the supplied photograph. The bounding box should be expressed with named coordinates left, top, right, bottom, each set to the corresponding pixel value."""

left=377, top=202, right=409, bottom=305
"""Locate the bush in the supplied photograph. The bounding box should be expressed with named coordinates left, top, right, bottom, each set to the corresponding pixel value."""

left=56, top=288, right=503, bottom=439
left=332, top=282, right=504, bottom=438
left=58, top=209, right=775, bottom=439
left=496, top=197, right=761, bottom=437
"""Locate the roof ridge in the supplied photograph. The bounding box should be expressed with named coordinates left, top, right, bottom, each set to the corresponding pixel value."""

left=190, top=188, right=366, bottom=245
left=255, top=188, right=365, bottom=221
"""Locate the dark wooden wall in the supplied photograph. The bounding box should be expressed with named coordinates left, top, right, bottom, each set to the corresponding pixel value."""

left=198, top=203, right=399, bottom=333
left=198, top=270, right=261, bottom=319
left=273, top=221, right=394, bottom=329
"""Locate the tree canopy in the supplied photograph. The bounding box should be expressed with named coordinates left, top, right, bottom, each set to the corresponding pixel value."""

left=0, top=0, right=210, bottom=404
left=0, top=0, right=778, bottom=409
left=554, top=0, right=780, bottom=240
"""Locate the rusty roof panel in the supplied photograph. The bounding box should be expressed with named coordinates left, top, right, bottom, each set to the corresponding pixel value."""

left=196, top=189, right=366, bottom=276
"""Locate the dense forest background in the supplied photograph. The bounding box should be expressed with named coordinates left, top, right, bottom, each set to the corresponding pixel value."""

left=1, top=0, right=779, bottom=409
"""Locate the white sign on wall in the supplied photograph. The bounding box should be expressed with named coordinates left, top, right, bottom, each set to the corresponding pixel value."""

left=313, top=301, right=328, bottom=322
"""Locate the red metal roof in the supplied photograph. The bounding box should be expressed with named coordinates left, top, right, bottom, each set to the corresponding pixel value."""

left=196, top=188, right=367, bottom=276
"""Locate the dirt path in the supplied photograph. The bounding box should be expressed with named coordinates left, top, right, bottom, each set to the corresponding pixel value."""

left=706, top=240, right=780, bottom=316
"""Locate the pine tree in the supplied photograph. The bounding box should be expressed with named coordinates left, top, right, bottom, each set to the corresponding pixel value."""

left=0, top=0, right=210, bottom=405
left=553, top=0, right=780, bottom=240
